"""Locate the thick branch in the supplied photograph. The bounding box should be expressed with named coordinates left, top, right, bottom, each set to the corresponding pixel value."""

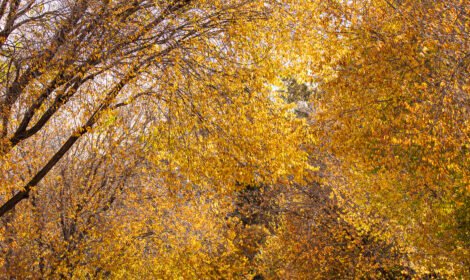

left=0, top=70, right=136, bottom=217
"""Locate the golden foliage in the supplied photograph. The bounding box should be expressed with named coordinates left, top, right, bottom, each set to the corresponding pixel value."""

left=0, top=0, right=468, bottom=279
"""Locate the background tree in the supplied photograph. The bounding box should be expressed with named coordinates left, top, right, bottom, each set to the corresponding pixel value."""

left=292, top=0, right=469, bottom=276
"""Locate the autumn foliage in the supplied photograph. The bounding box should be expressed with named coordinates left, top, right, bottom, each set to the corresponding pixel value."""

left=0, top=0, right=468, bottom=279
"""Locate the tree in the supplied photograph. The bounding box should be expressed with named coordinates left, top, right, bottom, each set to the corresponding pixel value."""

left=1, top=0, right=468, bottom=278
left=0, top=0, right=309, bottom=215
left=0, top=0, right=313, bottom=277
left=298, top=0, right=469, bottom=276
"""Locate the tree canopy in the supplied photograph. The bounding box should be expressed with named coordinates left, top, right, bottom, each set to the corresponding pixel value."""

left=1, top=0, right=468, bottom=278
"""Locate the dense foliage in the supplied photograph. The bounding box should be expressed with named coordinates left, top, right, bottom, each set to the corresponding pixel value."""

left=0, top=0, right=468, bottom=279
